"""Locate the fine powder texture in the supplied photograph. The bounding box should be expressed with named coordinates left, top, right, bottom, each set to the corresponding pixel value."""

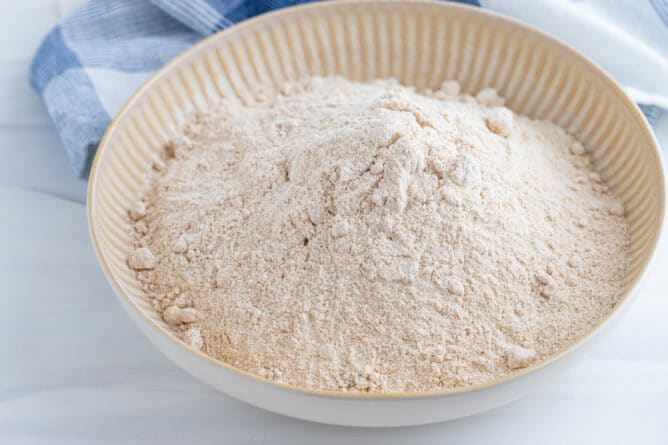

left=129, top=77, right=630, bottom=392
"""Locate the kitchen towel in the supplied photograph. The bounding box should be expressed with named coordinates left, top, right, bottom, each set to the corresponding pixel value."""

left=30, top=0, right=668, bottom=178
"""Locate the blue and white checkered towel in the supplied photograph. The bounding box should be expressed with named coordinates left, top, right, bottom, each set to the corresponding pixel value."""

left=30, top=0, right=668, bottom=178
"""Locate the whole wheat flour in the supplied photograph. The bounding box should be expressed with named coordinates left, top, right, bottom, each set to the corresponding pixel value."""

left=129, top=77, right=629, bottom=392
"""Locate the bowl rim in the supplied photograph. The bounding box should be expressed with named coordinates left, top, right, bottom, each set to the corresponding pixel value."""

left=87, top=0, right=667, bottom=400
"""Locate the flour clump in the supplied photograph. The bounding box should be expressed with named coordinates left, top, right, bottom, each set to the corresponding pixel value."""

left=130, top=77, right=629, bottom=392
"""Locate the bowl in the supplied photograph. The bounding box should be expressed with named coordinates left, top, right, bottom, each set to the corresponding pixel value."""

left=87, top=0, right=666, bottom=426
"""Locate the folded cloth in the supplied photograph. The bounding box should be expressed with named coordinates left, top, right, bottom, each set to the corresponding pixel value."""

left=30, top=0, right=668, bottom=179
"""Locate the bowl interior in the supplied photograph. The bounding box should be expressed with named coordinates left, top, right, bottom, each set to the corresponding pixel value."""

left=88, top=0, right=665, bottom=396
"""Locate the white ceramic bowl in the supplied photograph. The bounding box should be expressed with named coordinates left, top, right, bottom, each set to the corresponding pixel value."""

left=88, top=1, right=666, bottom=426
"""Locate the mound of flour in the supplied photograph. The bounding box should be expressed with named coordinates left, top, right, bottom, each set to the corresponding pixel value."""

left=129, top=77, right=629, bottom=392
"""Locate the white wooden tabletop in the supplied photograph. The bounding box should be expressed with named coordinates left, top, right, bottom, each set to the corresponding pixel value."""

left=1, top=2, right=667, bottom=444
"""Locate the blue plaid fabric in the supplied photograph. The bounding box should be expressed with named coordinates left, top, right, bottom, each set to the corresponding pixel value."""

left=30, top=0, right=666, bottom=178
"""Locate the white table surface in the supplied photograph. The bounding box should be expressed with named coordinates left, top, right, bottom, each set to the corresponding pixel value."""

left=1, top=2, right=667, bottom=444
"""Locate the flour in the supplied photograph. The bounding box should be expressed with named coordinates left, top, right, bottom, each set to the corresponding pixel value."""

left=129, top=77, right=629, bottom=392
